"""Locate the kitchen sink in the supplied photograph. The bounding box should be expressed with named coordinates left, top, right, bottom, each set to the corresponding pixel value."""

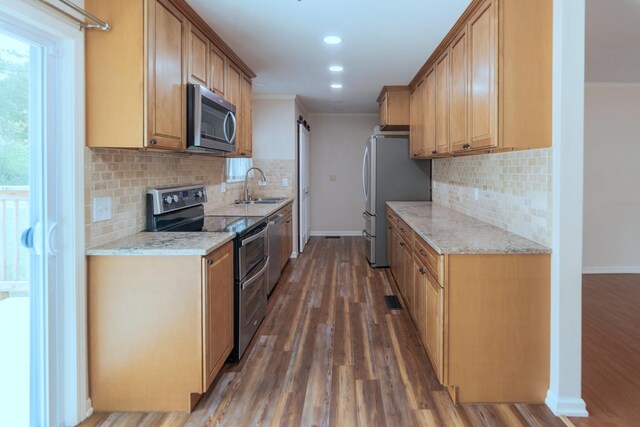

left=235, top=197, right=287, bottom=205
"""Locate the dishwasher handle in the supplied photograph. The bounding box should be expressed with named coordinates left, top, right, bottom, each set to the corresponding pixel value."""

left=269, top=213, right=285, bottom=225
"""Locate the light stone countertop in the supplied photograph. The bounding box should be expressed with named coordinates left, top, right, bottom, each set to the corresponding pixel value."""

left=86, top=232, right=235, bottom=256
left=386, top=201, right=551, bottom=255
left=205, top=197, right=295, bottom=217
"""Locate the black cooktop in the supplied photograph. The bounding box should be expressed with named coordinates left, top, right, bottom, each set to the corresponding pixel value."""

left=202, top=216, right=264, bottom=235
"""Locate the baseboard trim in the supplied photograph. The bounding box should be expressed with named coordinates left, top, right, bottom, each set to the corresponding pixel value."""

left=545, top=390, right=588, bottom=417
left=582, top=266, right=640, bottom=274
left=85, top=398, right=93, bottom=419
left=309, top=231, right=363, bottom=237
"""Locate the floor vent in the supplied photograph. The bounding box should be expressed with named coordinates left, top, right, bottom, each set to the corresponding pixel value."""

left=324, top=236, right=340, bottom=239
left=384, top=295, right=402, bottom=310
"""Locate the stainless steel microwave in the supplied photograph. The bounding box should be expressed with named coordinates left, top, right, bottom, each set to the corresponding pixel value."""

left=187, top=84, right=236, bottom=153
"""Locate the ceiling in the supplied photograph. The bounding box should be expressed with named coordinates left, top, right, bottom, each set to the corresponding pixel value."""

left=186, top=0, right=471, bottom=113
left=586, top=0, right=640, bottom=83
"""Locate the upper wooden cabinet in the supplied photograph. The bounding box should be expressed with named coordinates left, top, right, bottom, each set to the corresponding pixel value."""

left=224, top=64, right=253, bottom=157
left=377, top=86, right=410, bottom=131
left=188, top=22, right=209, bottom=87
left=409, top=77, right=426, bottom=158
left=210, top=45, right=227, bottom=97
left=408, top=0, right=552, bottom=157
left=85, top=0, right=255, bottom=152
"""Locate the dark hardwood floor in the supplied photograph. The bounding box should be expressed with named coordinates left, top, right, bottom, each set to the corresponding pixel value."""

left=569, top=274, right=640, bottom=427
left=81, top=237, right=563, bottom=426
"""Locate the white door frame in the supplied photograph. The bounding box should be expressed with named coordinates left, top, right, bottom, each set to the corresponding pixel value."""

left=546, top=0, right=588, bottom=417
left=0, top=0, right=87, bottom=425
left=298, top=124, right=310, bottom=253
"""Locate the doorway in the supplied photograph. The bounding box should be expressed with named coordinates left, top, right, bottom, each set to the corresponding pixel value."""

left=298, top=123, right=310, bottom=253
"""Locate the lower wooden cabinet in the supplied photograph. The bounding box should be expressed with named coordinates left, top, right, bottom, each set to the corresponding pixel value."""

left=387, top=207, right=550, bottom=404
left=279, top=203, right=293, bottom=271
left=88, top=241, right=234, bottom=412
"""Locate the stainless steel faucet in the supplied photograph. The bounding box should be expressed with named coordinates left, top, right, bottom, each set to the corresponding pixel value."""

left=244, top=167, right=267, bottom=202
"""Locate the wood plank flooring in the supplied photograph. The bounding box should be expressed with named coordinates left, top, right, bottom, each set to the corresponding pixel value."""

left=569, top=274, right=640, bottom=427
left=81, top=237, right=563, bottom=427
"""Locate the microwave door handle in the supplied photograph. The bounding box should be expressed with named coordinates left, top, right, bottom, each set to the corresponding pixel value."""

left=241, top=257, right=270, bottom=290
left=228, top=111, right=237, bottom=144
left=223, top=111, right=230, bottom=143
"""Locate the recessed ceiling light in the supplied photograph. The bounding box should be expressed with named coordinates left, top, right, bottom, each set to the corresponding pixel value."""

left=329, top=65, right=344, bottom=72
left=323, top=36, right=342, bottom=45
left=331, top=83, right=343, bottom=89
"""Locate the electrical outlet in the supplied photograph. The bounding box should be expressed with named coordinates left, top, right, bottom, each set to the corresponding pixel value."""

left=474, top=187, right=479, bottom=201
left=220, top=182, right=226, bottom=193
left=258, top=180, right=267, bottom=186
left=282, top=178, right=289, bottom=187
left=93, top=197, right=112, bottom=222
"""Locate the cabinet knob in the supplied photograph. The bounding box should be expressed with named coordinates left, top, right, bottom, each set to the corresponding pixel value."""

left=207, top=259, right=213, bottom=265
left=432, top=150, right=437, bottom=154
left=419, top=249, right=427, bottom=257
left=419, top=267, right=426, bottom=275
left=399, top=241, right=405, bottom=247
left=463, top=143, right=470, bottom=150
left=150, top=138, right=157, bottom=145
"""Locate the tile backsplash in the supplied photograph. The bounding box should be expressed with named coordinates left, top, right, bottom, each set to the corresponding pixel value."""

left=432, top=148, right=552, bottom=247
left=85, top=149, right=297, bottom=248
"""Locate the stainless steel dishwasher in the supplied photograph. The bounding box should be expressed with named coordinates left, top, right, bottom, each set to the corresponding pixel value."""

left=267, top=212, right=284, bottom=294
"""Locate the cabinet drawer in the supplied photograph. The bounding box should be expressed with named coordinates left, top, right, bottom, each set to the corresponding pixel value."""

left=386, top=210, right=397, bottom=229
left=397, top=218, right=413, bottom=244
left=414, top=235, right=444, bottom=286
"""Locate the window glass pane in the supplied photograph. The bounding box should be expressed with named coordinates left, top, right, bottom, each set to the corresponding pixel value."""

left=226, top=158, right=253, bottom=182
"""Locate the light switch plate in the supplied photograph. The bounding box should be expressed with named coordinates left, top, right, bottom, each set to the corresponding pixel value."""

left=282, top=178, right=289, bottom=187
left=220, top=182, right=226, bottom=193
left=93, top=197, right=112, bottom=222
left=474, top=187, right=479, bottom=201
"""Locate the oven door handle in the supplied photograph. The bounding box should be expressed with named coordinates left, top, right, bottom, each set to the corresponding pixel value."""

left=241, top=257, right=269, bottom=290
left=241, top=225, right=268, bottom=246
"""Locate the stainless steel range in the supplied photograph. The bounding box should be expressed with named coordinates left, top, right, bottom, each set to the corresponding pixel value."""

left=146, top=184, right=269, bottom=361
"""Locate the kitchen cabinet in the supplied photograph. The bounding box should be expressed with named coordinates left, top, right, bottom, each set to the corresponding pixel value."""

left=87, top=241, right=235, bottom=412
left=188, top=22, right=209, bottom=87
left=409, top=76, right=426, bottom=158
left=210, top=45, right=227, bottom=96
left=85, top=0, right=255, bottom=151
left=225, top=64, right=253, bottom=157
left=280, top=203, right=293, bottom=271
left=386, top=206, right=550, bottom=404
left=407, top=0, right=552, bottom=156
left=203, top=243, right=233, bottom=390
left=377, top=86, right=410, bottom=131
left=435, top=49, right=450, bottom=156
left=449, top=28, right=469, bottom=153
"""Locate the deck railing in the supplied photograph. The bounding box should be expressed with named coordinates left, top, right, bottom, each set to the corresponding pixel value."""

left=0, top=186, right=29, bottom=293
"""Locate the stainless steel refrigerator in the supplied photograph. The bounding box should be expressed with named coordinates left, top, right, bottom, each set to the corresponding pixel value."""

left=362, top=133, right=431, bottom=267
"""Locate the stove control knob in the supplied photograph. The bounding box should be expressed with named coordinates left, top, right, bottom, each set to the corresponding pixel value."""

left=172, top=195, right=179, bottom=203
left=195, top=190, right=204, bottom=198
left=163, top=195, right=173, bottom=205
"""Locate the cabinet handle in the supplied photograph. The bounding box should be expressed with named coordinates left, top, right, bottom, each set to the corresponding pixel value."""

left=419, top=267, right=426, bottom=275
left=150, top=138, right=157, bottom=145
left=463, top=143, right=470, bottom=150
left=207, top=259, right=213, bottom=265
left=419, top=249, right=427, bottom=257
left=399, top=242, right=405, bottom=247
left=432, top=150, right=437, bottom=154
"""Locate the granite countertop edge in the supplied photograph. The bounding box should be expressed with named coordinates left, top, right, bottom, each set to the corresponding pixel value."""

left=386, top=201, right=551, bottom=255
left=86, top=232, right=236, bottom=257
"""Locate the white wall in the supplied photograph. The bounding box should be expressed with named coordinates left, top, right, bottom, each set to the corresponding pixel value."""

left=583, top=84, right=640, bottom=273
left=308, top=113, right=378, bottom=235
left=252, top=97, right=296, bottom=160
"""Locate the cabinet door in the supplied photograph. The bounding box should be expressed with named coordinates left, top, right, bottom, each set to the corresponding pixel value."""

left=239, top=75, right=253, bottom=157
left=435, top=49, right=450, bottom=156
left=387, top=223, right=394, bottom=269
left=203, top=242, right=234, bottom=390
left=426, top=271, right=444, bottom=382
left=147, top=0, right=187, bottom=150
left=410, top=77, right=426, bottom=158
left=402, top=239, right=414, bottom=313
left=188, top=23, right=209, bottom=87
left=210, top=45, right=226, bottom=96
left=449, top=28, right=468, bottom=153
left=468, top=0, right=497, bottom=151
left=225, top=64, right=243, bottom=156
left=394, top=234, right=405, bottom=297
left=413, top=255, right=427, bottom=342
left=379, top=93, right=388, bottom=127
left=424, top=66, right=437, bottom=157
left=281, top=214, right=292, bottom=270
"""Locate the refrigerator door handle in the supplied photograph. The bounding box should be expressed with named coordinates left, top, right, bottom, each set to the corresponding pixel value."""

left=362, top=211, right=374, bottom=219
left=362, top=145, right=369, bottom=202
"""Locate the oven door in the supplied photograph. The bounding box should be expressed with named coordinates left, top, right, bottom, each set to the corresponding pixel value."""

left=238, top=256, right=269, bottom=358
left=187, top=84, right=236, bottom=152
left=238, top=222, right=269, bottom=280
